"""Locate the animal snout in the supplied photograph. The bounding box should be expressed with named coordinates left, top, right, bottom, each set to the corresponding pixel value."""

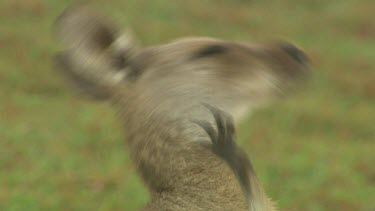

left=280, top=42, right=309, bottom=65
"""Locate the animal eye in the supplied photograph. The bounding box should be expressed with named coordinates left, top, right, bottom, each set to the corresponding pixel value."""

left=192, top=45, right=228, bottom=59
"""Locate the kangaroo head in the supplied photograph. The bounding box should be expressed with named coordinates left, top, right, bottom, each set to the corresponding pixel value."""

left=55, top=5, right=310, bottom=121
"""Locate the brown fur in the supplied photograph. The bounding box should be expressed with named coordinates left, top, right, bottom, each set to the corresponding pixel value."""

left=54, top=5, right=309, bottom=211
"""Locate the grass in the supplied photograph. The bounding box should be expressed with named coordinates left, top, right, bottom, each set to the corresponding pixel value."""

left=0, top=0, right=374, bottom=210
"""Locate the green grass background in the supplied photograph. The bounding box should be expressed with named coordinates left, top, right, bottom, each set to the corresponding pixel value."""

left=0, top=0, right=374, bottom=210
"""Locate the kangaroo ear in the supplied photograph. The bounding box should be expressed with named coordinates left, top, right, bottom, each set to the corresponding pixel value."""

left=55, top=4, right=137, bottom=56
left=54, top=5, right=138, bottom=100
left=55, top=5, right=115, bottom=52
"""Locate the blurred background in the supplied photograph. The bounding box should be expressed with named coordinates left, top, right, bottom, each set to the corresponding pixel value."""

left=0, top=0, right=374, bottom=210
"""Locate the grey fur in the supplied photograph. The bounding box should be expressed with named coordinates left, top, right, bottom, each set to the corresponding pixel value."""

left=54, top=5, right=310, bottom=211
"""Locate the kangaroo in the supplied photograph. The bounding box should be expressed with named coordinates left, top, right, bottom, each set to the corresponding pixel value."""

left=54, top=5, right=310, bottom=211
